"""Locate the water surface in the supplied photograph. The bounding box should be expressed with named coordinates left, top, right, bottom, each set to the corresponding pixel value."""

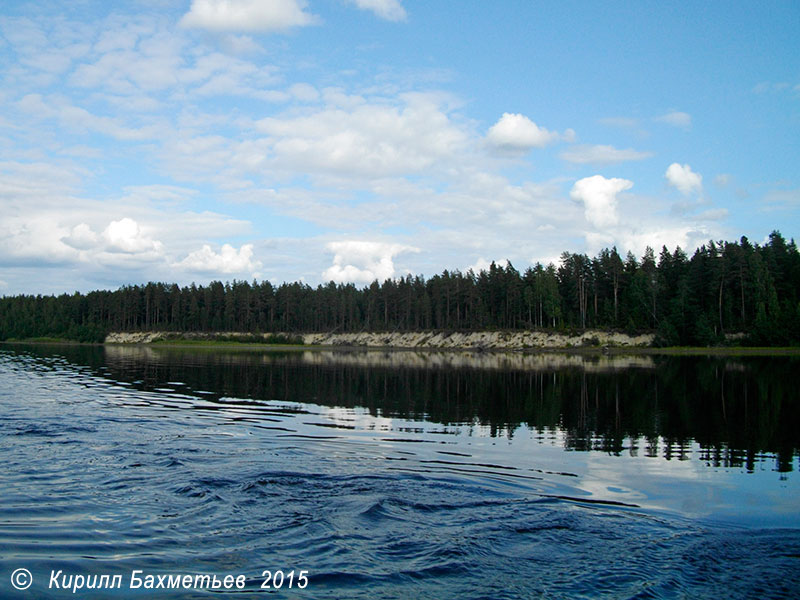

left=1, top=344, right=799, bottom=599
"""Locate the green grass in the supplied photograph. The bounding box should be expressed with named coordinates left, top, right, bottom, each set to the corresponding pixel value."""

left=603, top=345, right=800, bottom=356
left=149, top=332, right=308, bottom=348
left=3, top=336, right=79, bottom=344
left=151, top=338, right=308, bottom=348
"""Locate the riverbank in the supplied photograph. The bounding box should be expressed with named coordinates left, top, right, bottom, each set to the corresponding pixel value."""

left=105, top=329, right=655, bottom=350
left=5, top=330, right=798, bottom=355
left=302, top=329, right=656, bottom=349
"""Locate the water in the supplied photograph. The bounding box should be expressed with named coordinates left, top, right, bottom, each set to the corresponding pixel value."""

left=1, top=344, right=799, bottom=599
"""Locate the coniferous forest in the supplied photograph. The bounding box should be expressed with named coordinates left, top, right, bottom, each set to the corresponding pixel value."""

left=2, top=232, right=799, bottom=346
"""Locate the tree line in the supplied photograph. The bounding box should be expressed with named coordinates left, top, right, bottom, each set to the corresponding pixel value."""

left=1, top=231, right=798, bottom=346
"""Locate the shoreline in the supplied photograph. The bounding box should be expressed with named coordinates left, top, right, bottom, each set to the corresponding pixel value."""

left=106, top=329, right=658, bottom=350
left=3, top=331, right=800, bottom=356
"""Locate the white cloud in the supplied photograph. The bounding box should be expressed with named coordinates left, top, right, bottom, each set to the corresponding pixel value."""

left=62, top=223, right=99, bottom=250
left=714, top=174, right=730, bottom=187
left=70, top=29, right=185, bottom=94
left=117, top=184, right=198, bottom=206
left=176, top=243, right=261, bottom=274
left=665, top=163, right=702, bottom=195
left=67, top=21, right=281, bottom=101
left=0, top=215, right=79, bottom=266
left=761, top=188, right=800, bottom=211
left=486, top=113, right=561, bottom=153
left=0, top=9, right=739, bottom=295
left=179, top=0, right=318, bottom=32
left=288, top=82, right=319, bottom=102
left=583, top=231, right=616, bottom=254
left=17, top=93, right=161, bottom=141
left=348, top=0, right=407, bottom=22
left=237, top=171, right=580, bottom=264
left=467, top=257, right=509, bottom=274
left=103, top=218, right=164, bottom=254
left=0, top=16, right=91, bottom=81
left=570, top=175, right=633, bottom=229
left=0, top=158, right=262, bottom=291
left=614, top=226, right=709, bottom=258
left=255, top=93, right=469, bottom=178
left=323, top=241, right=417, bottom=284
left=220, top=34, right=264, bottom=54
left=560, top=144, right=652, bottom=165
left=656, top=111, right=691, bottom=128
left=694, top=208, right=728, bottom=221
left=0, top=161, right=84, bottom=200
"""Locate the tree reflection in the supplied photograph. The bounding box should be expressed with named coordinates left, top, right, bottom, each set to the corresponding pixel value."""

left=14, top=344, right=800, bottom=472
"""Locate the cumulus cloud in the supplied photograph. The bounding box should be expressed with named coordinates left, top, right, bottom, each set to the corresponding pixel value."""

left=62, top=223, right=99, bottom=250
left=176, top=243, right=261, bottom=274
left=560, top=144, right=652, bottom=165
left=570, top=175, right=633, bottom=229
left=323, top=241, right=417, bottom=284
left=656, top=111, right=691, bottom=128
left=0, top=216, right=78, bottom=266
left=179, top=0, right=318, bottom=32
left=347, top=0, right=407, bottom=22
left=665, top=163, right=702, bottom=195
left=486, top=113, right=562, bottom=153
left=103, top=218, right=164, bottom=254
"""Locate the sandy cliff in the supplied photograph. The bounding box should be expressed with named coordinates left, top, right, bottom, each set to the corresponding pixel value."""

left=106, top=330, right=655, bottom=349
left=302, top=330, right=654, bottom=349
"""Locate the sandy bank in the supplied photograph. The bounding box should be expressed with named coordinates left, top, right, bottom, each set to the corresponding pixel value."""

left=302, top=330, right=654, bottom=349
left=105, top=329, right=655, bottom=349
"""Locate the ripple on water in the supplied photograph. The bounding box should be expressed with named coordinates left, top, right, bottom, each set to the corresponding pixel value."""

left=1, top=348, right=800, bottom=599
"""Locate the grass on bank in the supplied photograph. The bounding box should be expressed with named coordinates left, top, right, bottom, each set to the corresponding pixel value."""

left=148, top=336, right=800, bottom=356
left=609, top=345, right=800, bottom=356
left=4, top=336, right=74, bottom=344
left=151, top=333, right=307, bottom=347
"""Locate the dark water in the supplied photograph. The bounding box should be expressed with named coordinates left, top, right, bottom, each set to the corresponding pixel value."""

left=1, top=344, right=799, bottom=599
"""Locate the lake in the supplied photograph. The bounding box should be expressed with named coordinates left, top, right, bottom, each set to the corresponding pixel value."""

left=1, top=343, right=799, bottom=599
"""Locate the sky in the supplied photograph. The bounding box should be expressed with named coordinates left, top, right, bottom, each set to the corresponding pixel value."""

left=1, top=0, right=798, bottom=295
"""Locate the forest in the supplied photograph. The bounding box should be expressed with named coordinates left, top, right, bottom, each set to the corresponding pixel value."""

left=1, top=231, right=799, bottom=346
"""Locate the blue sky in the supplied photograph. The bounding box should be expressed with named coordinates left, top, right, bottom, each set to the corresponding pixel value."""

left=1, top=0, right=798, bottom=294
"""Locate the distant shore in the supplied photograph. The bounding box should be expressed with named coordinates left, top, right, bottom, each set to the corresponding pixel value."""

left=94, top=330, right=800, bottom=355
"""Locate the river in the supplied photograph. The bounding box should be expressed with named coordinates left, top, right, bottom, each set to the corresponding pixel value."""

left=1, top=344, right=799, bottom=598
